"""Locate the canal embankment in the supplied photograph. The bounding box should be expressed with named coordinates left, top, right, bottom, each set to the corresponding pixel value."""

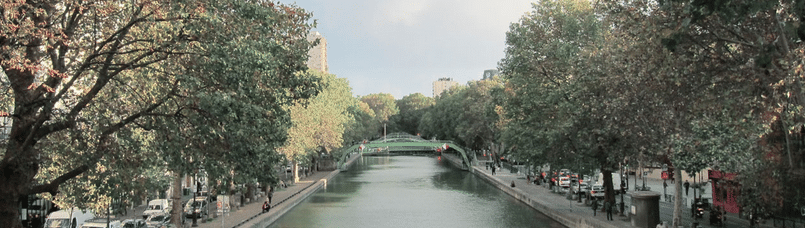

left=441, top=153, right=620, bottom=228
left=240, top=153, right=362, bottom=228
left=195, top=152, right=362, bottom=228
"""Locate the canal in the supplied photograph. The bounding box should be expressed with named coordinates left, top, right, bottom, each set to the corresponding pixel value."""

left=267, top=155, right=565, bottom=228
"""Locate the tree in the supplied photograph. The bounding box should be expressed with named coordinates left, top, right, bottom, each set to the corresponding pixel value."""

left=594, top=0, right=805, bottom=225
left=499, top=0, right=610, bottom=186
left=359, top=93, right=399, bottom=137
left=0, top=1, right=318, bottom=227
left=418, top=86, right=466, bottom=145
left=456, top=78, right=503, bottom=151
left=279, top=70, right=355, bottom=182
left=647, top=0, right=805, bottom=222
left=342, top=100, right=377, bottom=145
left=390, top=93, right=434, bottom=135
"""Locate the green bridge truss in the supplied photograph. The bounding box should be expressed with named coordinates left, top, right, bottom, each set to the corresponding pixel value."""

left=336, top=133, right=473, bottom=170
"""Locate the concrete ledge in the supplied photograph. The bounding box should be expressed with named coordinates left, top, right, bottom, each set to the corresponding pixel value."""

left=471, top=166, right=620, bottom=228
left=244, top=178, right=325, bottom=228
left=239, top=153, right=362, bottom=228
left=440, top=153, right=467, bottom=170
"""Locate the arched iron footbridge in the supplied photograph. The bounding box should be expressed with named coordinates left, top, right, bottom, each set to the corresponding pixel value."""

left=337, top=133, right=473, bottom=170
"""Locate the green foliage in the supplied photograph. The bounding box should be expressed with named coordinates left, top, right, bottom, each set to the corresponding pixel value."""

left=456, top=79, right=504, bottom=151
left=499, top=0, right=606, bottom=173
left=389, top=93, right=434, bottom=135
left=0, top=0, right=319, bottom=221
left=280, top=70, right=356, bottom=164
left=418, top=86, right=467, bottom=145
left=360, top=93, right=400, bottom=124
left=342, top=101, right=378, bottom=145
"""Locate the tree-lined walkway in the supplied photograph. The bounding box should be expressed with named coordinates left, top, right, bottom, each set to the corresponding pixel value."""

left=471, top=154, right=773, bottom=228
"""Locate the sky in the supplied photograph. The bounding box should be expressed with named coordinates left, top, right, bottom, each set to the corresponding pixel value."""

left=278, top=0, right=535, bottom=99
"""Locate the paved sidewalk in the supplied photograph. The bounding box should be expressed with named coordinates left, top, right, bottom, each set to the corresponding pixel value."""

left=190, top=170, right=332, bottom=228
left=474, top=158, right=774, bottom=228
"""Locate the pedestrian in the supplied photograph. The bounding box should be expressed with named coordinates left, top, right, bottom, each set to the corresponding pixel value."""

left=591, top=198, right=598, bottom=216
left=511, top=181, right=516, bottom=188
left=684, top=180, right=690, bottom=196
left=491, top=165, right=496, bottom=175
left=268, top=189, right=274, bottom=204
left=262, top=200, right=271, bottom=213
left=605, top=200, right=613, bottom=221
left=30, top=214, right=41, bottom=228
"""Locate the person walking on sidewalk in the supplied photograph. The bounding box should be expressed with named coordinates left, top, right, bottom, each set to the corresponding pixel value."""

left=684, top=180, right=690, bottom=196
left=605, top=200, right=613, bottom=221
left=491, top=165, right=496, bottom=175
left=591, top=198, right=598, bottom=216
left=268, top=187, right=274, bottom=204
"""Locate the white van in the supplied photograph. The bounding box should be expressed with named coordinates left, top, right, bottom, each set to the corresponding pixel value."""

left=595, top=171, right=623, bottom=190
left=80, top=218, right=122, bottom=228
left=44, top=208, right=95, bottom=228
left=141, top=199, right=170, bottom=219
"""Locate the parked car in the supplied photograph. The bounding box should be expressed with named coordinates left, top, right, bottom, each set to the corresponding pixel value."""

left=183, top=197, right=208, bottom=219
left=80, top=218, right=122, bottom=228
left=122, top=219, right=146, bottom=228
left=584, top=184, right=606, bottom=205
left=571, top=182, right=590, bottom=196
left=44, top=208, right=95, bottom=228
left=558, top=176, right=571, bottom=188
left=558, top=169, right=571, bottom=176
left=142, top=199, right=170, bottom=219
left=145, top=213, right=170, bottom=228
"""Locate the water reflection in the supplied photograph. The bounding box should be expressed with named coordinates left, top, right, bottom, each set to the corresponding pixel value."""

left=268, top=156, right=565, bottom=228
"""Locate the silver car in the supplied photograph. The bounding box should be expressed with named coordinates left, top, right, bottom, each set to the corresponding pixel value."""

left=183, top=197, right=208, bottom=219
left=145, top=213, right=170, bottom=228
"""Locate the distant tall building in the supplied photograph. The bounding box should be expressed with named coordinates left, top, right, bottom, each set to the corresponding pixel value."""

left=482, top=69, right=499, bottom=80
left=306, top=31, right=328, bottom=73
left=433, top=77, right=458, bottom=97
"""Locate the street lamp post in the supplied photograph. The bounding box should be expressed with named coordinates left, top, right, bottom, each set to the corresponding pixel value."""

left=192, top=173, right=198, bottom=227
left=576, top=157, right=582, bottom=203
left=619, top=164, right=625, bottom=216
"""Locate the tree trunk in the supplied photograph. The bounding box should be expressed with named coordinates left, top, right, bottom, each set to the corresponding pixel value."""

left=246, top=184, right=255, bottom=202
left=673, top=167, right=683, bottom=227
left=293, top=161, right=299, bottom=183
left=0, top=190, right=24, bottom=228
left=602, top=168, right=615, bottom=204
left=170, top=173, right=183, bottom=227
left=0, top=148, right=38, bottom=228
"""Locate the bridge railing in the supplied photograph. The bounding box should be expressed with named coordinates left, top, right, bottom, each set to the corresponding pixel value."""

left=386, top=146, right=436, bottom=151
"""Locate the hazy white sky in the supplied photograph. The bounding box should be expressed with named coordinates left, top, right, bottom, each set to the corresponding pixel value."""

left=280, top=0, right=535, bottom=99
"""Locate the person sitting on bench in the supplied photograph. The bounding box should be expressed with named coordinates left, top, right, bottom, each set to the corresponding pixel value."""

left=262, top=200, right=271, bottom=213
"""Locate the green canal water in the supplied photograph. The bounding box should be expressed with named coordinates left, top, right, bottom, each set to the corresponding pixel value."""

left=267, top=155, right=566, bottom=228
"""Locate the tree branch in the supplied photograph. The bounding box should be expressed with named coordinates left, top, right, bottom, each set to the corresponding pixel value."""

left=25, top=164, right=90, bottom=196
